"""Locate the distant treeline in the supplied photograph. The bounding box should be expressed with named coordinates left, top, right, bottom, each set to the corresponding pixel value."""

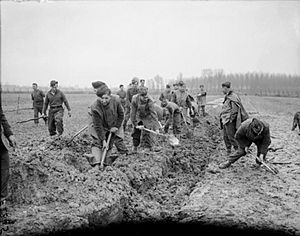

left=156, top=72, right=300, bottom=98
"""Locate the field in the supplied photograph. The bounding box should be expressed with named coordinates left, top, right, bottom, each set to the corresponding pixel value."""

left=1, top=93, right=300, bottom=235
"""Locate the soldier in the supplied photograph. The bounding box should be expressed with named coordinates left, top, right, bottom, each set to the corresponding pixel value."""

left=159, top=84, right=174, bottom=102
left=291, top=111, right=300, bottom=135
left=87, top=82, right=128, bottom=167
left=31, top=83, right=45, bottom=125
left=218, top=81, right=249, bottom=167
left=131, top=87, right=161, bottom=153
left=171, top=81, right=193, bottom=124
left=219, top=118, right=271, bottom=169
left=173, top=82, right=179, bottom=92
left=1, top=100, right=17, bottom=220
left=160, top=98, right=181, bottom=136
left=116, top=84, right=126, bottom=109
left=123, top=77, right=139, bottom=131
left=196, top=84, right=207, bottom=117
left=42, top=80, right=71, bottom=136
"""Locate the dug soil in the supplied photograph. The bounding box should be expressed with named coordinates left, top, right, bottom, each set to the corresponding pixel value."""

left=1, top=96, right=299, bottom=236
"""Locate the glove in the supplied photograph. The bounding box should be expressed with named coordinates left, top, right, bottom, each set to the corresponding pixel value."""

left=136, top=125, right=144, bottom=130
left=110, top=127, right=118, bottom=133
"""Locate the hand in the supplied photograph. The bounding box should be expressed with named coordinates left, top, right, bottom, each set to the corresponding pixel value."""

left=8, top=135, right=17, bottom=148
left=179, top=107, right=183, bottom=112
left=42, top=114, right=46, bottom=118
left=68, top=111, right=72, bottom=117
left=102, top=140, right=107, bottom=148
left=155, top=129, right=160, bottom=134
left=110, top=127, right=118, bottom=133
left=136, top=125, right=144, bottom=130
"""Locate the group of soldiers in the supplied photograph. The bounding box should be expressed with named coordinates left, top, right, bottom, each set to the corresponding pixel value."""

left=1, top=77, right=298, bottom=221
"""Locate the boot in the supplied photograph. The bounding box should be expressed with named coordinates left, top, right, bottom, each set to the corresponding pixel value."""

left=219, top=160, right=232, bottom=169
left=131, top=146, right=138, bottom=154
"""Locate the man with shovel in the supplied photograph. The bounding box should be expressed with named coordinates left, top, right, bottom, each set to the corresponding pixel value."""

left=87, top=82, right=127, bottom=167
left=219, top=117, right=272, bottom=169
left=131, top=87, right=162, bottom=153
left=160, top=98, right=181, bottom=136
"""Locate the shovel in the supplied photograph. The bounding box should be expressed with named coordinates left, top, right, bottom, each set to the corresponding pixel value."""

left=99, top=132, right=112, bottom=171
left=247, top=151, right=279, bottom=175
left=67, top=125, right=89, bottom=145
left=180, top=111, right=193, bottom=139
left=136, top=126, right=180, bottom=147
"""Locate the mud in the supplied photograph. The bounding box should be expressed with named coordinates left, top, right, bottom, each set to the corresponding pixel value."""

left=1, top=94, right=299, bottom=235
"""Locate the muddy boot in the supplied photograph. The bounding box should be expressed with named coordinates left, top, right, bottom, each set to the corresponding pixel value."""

left=219, top=160, right=232, bottom=169
left=131, top=146, right=138, bottom=154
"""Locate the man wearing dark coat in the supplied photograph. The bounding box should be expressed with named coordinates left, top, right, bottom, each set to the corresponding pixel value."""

left=291, top=111, right=300, bottom=135
left=86, top=82, right=128, bottom=167
left=0, top=97, right=17, bottom=216
left=219, top=118, right=271, bottom=169
left=219, top=81, right=248, bottom=161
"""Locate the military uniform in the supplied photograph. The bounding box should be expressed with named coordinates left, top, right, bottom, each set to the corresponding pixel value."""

left=31, top=89, right=45, bottom=124
left=0, top=107, right=13, bottom=203
left=89, top=95, right=128, bottom=155
left=162, top=101, right=181, bottom=135
left=131, top=94, right=160, bottom=149
left=116, top=90, right=126, bottom=109
left=292, top=112, right=300, bottom=134
left=171, top=89, right=193, bottom=124
left=220, top=118, right=271, bottom=168
left=123, top=86, right=139, bottom=130
left=43, top=89, right=71, bottom=136
left=196, top=89, right=207, bottom=116
left=220, top=89, right=248, bottom=154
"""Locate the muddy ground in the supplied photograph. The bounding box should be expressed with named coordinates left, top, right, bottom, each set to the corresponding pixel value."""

left=1, top=94, right=299, bottom=235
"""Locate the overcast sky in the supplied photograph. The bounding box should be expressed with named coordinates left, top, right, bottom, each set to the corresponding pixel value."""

left=1, top=1, right=300, bottom=88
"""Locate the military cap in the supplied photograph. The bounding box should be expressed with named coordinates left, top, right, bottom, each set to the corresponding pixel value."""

left=178, top=81, right=184, bottom=86
left=96, top=84, right=110, bottom=98
left=221, top=81, right=231, bottom=88
left=50, top=80, right=58, bottom=87
left=92, top=81, right=107, bottom=89
left=132, top=77, right=139, bottom=84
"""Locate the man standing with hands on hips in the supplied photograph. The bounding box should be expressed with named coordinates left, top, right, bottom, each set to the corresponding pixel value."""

left=42, top=80, right=71, bottom=137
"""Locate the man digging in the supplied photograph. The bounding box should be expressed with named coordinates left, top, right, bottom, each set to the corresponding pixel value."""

left=130, top=87, right=162, bottom=153
left=219, top=117, right=272, bottom=169
left=86, top=82, right=128, bottom=168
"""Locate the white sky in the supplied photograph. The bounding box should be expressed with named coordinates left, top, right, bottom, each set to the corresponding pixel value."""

left=1, top=1, right=300, bottom=88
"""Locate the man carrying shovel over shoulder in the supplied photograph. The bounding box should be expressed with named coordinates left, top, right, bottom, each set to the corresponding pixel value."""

left=86, top=82, right=127, bottom=168
left=131, top=87, right=162, bottom=153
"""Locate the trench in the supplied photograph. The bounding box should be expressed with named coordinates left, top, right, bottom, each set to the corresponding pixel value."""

left=5, top=114, right=222, bottom=235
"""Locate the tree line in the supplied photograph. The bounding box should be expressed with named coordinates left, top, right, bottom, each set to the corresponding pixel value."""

left=147, top=71, right=300, bottom=98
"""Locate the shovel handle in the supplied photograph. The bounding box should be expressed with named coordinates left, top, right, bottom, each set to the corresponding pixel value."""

left=136, top=126, right=164, bottom=137
left=100, top=132, right=112, bottom=170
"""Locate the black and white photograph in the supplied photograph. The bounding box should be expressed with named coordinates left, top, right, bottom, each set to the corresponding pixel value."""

left=0, top=0, right=299, bottom=235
